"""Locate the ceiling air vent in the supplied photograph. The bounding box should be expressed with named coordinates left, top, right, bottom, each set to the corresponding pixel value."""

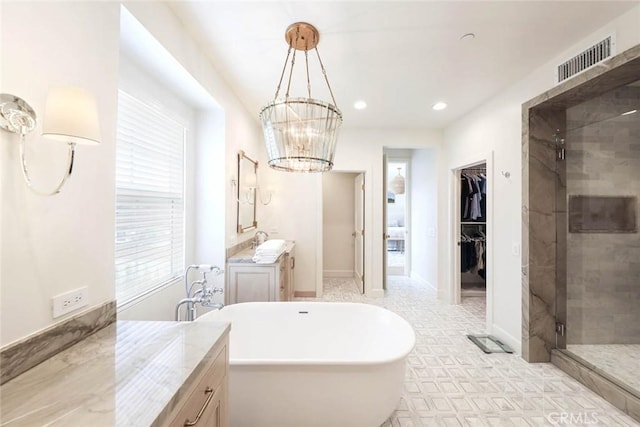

left=556, top=35, right=614, bottom=83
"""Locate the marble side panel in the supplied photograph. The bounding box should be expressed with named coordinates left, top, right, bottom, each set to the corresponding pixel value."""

left=523, top=107, right=565, bottom=362
left=551, top=349, right=640, bottom=423
left=0, top=301, right=116, bottom=385
left=521, top=107, right=531, bottom=360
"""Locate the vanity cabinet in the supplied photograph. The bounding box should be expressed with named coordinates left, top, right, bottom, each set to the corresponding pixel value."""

left=227, top=256, right=286, bottom=304
left=164, top=334, right=229, bottom=427
left=285, top=246, right=296, bottom=300
left=226, top=242, right=295, bottom=304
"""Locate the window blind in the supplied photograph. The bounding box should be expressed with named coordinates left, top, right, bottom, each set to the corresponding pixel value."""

left=115, top=90, right=185, bottom=305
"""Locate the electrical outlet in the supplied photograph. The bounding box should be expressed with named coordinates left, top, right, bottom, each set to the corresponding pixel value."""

left=52, top=287, right=89, bottom=318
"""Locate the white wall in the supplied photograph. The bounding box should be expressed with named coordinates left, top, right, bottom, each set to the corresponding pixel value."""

left=322, top=172, right=357, bottom=277
left=0, top=1, right=266, bottom=345
left=441, top=4, right=640, bottom=354
left=1, top=2, right=120, bottom=346
left=410, top=149, right=439, bottom=289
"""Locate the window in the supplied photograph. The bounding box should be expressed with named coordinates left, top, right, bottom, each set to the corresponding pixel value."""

left=115, top=90, right=185, bottom=305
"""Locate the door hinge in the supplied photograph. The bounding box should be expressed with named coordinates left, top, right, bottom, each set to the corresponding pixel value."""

left=361, top=184, right=364, bottom=190
left=555, top=322, right=565, bottom=337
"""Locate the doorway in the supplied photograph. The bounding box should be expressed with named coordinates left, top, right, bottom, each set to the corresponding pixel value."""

left=460, top=164, right=487, bottom=298
left=451, top=154, right=494, bottom=333
left=321, top=172, right=365, bottom=294
left=386, top=160, right=409, bottom=277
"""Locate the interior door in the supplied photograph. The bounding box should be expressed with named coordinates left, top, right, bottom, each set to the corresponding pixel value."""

left=354, top=173, right=365, bottom=294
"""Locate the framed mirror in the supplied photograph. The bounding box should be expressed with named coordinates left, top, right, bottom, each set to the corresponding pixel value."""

left=237, top=150, right=258, bottom=233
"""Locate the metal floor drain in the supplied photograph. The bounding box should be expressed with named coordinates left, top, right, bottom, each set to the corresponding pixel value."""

left=467, top=334, right=514, bottom=354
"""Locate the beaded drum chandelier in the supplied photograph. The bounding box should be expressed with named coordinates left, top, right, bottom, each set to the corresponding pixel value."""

left=259, top=22, right=342, bottom=173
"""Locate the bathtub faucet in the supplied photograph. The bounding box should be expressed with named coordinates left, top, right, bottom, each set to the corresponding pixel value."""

left=176, top=264, right=224, bottom=321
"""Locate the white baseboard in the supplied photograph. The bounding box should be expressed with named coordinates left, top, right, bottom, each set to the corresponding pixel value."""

left=323, top=270, right=355, bottom=278
left=368, top=289, right=385, bottom=298
left=490, top=323, right=522, bottom=356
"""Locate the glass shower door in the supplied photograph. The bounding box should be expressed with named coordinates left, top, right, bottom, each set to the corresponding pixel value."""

left=558, top=78, right=640, bottom=396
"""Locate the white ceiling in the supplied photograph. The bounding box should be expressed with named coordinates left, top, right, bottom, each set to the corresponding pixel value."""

left=168, top=1, right=638, bottom=130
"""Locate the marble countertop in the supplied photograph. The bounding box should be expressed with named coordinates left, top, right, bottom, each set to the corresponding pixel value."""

left=0, top=320, right=230, bottom=427
left=227, top=240, right=295, bottom=264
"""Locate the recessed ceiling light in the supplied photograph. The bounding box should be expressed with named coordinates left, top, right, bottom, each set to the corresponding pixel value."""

left=354, top=100, right=367, bottom=110
left=432, top=102, right=447, bottom=111
left=460, top=33, right=475, bottom=41
left=621, top=109, right=637, bottom=116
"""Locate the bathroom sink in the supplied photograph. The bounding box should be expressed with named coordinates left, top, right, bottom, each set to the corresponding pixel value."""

left=227, top=247, right=256, bottom=263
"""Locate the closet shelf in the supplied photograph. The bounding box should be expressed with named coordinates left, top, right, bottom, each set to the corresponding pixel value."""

left=461, top=222, right=486, bottom=225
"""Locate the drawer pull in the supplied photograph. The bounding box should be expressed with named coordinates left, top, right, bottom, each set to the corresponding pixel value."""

left=184, top=387, right=214, bottom=426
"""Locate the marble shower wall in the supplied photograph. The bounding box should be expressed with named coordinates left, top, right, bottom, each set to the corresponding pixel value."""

left=565, top=84, right=640, bottom=345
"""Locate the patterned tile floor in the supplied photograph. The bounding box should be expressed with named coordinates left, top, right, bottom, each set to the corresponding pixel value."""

left=298, top=276, right=640, bottom=426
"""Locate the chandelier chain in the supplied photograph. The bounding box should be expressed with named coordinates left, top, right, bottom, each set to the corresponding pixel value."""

left=284, top=26, right=304, bottom=99
left=314, top=47, right=338, bottom=108
left=305, top=51, right=312, bottom=99
left=273, top=45, right=292, bottom=100
left=285, top=48, right=297, bottom=99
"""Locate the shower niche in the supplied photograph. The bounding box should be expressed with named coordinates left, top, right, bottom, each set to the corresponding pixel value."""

left=523, top=44, right=640, bottom=420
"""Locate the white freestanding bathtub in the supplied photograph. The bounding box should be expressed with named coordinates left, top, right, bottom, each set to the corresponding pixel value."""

left=198, top=301, right=415, bottom=427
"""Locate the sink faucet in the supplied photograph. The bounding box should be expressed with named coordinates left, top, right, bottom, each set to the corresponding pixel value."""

left=252, top=230, right=269, bottom=248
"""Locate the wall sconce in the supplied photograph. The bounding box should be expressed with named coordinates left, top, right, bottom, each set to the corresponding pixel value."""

left=0, top=86, right=101, bottom=196
left=231, top=172, right=272, bottom=206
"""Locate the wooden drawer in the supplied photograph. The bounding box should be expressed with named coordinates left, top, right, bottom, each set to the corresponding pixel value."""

left=164, top=337, right=228, bottom=427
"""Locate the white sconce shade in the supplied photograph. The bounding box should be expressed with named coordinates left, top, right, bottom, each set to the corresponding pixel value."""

left=390, top=168, right=405, bottom=195
left=42, top=86, right=101, bottom=145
